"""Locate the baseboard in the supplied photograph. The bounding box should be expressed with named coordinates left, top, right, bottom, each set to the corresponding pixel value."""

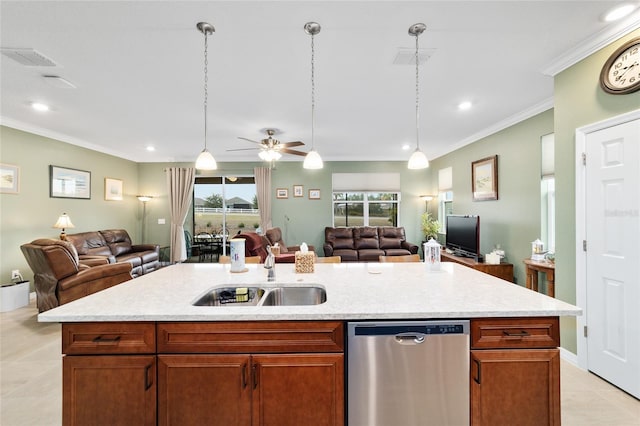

left=560, top=347, right=581, bottom=368
left=29, top=291, right=36, bottom=302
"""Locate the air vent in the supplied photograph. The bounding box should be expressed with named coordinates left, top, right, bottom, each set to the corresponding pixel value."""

left=1, top=48, right=58, bottom=67
left=393, top=48, right=436, bottom=65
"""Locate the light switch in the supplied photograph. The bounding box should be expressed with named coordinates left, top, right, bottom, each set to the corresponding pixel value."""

left=158, top=218, right=166, bottom=225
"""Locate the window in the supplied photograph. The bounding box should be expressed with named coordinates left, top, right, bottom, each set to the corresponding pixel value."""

left=540, top=133, right=555, bottom=252
left=439, top=191, right=453, bottom=233
left=332, top=192, right=400, bottom=227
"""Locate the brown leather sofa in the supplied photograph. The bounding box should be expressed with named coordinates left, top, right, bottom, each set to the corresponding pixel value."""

left=323, top=226, right=419, bottom=261
left=20, top=239, right=133, bottom=312
left=66, top=229, right=160, bottom=277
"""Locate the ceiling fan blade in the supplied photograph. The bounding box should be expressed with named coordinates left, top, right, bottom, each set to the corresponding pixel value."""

left=282, top=141, right=305, bottom=148
left=237, top=137, right=261, bottom=144
left=226, top=147, right=259, bottom=152
left=281, top=148, right=308, bottom=156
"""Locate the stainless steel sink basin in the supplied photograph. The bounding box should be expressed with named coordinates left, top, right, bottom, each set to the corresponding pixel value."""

left=260, top=286, right=327, bottom=306
left=192, top=287, right=265, bottom=306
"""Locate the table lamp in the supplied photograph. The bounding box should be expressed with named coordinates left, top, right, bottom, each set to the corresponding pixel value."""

left=53, top=213, right=75, bottom=240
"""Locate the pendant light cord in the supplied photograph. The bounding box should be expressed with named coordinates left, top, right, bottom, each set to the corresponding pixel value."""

left=203, top=30, right=209, bottom=151
left=415, top=33, right=420, bottom=151
left=310, top=32, right=316, bottom=150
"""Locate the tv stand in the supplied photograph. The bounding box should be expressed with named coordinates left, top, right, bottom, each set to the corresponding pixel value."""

left=441, top=251, right=513, bottom=282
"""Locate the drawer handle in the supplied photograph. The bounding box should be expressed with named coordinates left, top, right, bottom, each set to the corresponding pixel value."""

left=241, top=362, right=248, bottom=389
left=144, top=364, right=153, bottom=391
left=92, top=335, right=122, bottom=344
left=502, top=330, right=530, bottom=338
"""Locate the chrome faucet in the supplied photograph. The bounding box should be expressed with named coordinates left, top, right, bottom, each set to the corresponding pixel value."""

left=264, top=245, right=275, bottom=281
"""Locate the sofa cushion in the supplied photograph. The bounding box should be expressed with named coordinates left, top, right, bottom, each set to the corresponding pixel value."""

left=326, top=227, right=355, bottom=250
left=332, top=249, right=358, bottom=262
left=354, top=226, right=380, bottom=250
left=100, top=229, right=133, bottom=256
left=383, top=248, right=412, bottom=257
left=66, top=231, right=112, bottom=257
left=378, top=227, right=406, bottom=249
left=358, top=249, right=385, bottom=261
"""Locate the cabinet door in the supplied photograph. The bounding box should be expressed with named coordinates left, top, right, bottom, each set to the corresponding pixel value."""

left=252, top=353, right=344, bottom=426
left=471, top=349, right=560, bottom=426
left=158, top=354, right=251, bottom=426
left=63, top=355, right=156, bottom=426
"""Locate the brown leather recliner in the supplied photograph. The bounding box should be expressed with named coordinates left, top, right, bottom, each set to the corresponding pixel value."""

left=20, top=239, right=133, bottom=312
left=264, top=227, right=315, bottom=254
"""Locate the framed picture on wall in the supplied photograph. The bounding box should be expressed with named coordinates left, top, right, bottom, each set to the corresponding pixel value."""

left=104, top=178, right=123, bottom=201
left=276, top=188, right=288, bottom=199
left=49, top=165, right=91, bottom=199
left=309, top=189, right=321, bottom=200
left=293, top=185, right=303, bottom=197
left=471, top=155, right=498, bottom=201
left=0, top=163, right=20, bottom=194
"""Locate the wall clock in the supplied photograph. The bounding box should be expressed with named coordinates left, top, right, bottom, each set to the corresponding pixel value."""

left=599, top=37, right=640, bottom=95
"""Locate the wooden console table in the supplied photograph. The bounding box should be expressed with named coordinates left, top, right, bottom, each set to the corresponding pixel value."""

left=523, top=258, right=555, bottom=298
left=441, top=252, right=514, bottom=282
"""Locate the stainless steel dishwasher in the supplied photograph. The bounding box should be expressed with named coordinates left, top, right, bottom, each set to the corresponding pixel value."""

left=348, top=320, right=470, bottom=426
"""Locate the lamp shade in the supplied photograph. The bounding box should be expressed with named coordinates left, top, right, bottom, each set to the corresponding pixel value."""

left=195, top=149, right=217, bottom=170
left=303, top=149, right=323, bottom=169
left=53, top=213, right=75, bottom=230
left=137, top=195, right=153, bottom=202
left=407, top=148, right=429, bottom=169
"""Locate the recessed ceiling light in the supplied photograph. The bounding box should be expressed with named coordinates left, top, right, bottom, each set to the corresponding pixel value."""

left=31, top=102, right=50, bottom=112
left=603, top=3, right=636, bottom=21
left=146, top=146, right=156, bottom=152
left=402, top=144, right=411, bottom=151
left=458, top=101, right=473, bottom=110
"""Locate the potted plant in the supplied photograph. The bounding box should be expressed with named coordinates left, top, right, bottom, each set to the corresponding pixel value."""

left=421, top=212, right=440, bottom=241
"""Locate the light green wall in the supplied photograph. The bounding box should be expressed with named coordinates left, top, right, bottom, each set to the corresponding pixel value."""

left=554, top=28, right=640, bottom=354
left=429, top=109, right=554, bottom=287
left=0, top=126, right=139, bottom=287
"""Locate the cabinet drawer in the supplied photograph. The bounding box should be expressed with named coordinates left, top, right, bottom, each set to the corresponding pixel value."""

left=157, top=321, right=344, bottom=353
left=471, top=317, right=559, bottom=349
left=62, top=322, right=156, bottom=355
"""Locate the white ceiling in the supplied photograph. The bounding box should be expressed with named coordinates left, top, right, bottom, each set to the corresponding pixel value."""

left=1, top=1, right=639, bottom=164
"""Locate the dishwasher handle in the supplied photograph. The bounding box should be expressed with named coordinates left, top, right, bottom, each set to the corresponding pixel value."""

left=394, top=332, right=426, bottom=345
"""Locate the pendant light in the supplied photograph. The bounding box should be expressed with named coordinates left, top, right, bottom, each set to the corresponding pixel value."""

left=303, top=22, right=323, bottom=170
left=407, top=23, right=429, bottom=170
left=195, top=22, right=217, bottom=170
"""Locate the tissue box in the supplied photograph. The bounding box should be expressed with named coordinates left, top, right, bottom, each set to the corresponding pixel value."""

left=295, top=251, right=315, bottom=273
left=485, top=252, right=501, bottom=265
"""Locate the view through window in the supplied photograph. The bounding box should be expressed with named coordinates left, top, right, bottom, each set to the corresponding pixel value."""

left=194, top=176, right=259, bottom=237
left=332, top=192, right=400, bottom=227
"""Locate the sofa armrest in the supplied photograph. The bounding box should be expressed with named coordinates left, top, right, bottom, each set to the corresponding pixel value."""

left=131, top=244, right=160, bottom=254
left=59, top=262, right=133, bottom=292
left=323, top=243, right=334, bottom=257
left=79, top=255, right=113, bottom=267
left=401, top=241, right=420, bottom=254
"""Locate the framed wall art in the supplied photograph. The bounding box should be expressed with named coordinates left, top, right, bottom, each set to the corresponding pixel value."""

left=471, top=155, right=498, bottom=201
left=293, top=185, right=304, bottom=197
left=276, top=188, right=288, bottom=199
left=0, top=163, right=20, bottom=194
left=104, top=178, right=123, bottom=201
left=50, top=165, right=91, bottom=199
left=309, top=189, right=321, bottom=200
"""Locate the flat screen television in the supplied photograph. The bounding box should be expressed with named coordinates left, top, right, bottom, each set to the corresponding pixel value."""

left=445, top=215, right=480, bottom=260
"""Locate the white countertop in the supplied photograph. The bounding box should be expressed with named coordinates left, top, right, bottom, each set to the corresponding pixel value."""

left=38, top=262, right=581, bottom=322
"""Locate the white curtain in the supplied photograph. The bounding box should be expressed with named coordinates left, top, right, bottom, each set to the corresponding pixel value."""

left=166, top=167, right=195, bottom=262
left=254, top=167, right=272, bottom=232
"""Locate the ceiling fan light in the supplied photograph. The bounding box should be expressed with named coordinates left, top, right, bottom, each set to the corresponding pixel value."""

left=303, top=149, right=323, bottom=169
left=408, top=148, right=429, bottom=169
left=195, top=149, right=217, bottom=170
left=272, top=151, right=282, bottom=161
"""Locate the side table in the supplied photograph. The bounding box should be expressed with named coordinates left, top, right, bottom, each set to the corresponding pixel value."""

left=523, top=259, right=555, bottom=297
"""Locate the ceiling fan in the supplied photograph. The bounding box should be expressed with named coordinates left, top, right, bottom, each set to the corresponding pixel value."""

left=229, top=129, right=307, bottom=161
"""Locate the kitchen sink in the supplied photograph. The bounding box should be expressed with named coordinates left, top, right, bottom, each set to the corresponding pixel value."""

left=260, top=286, right=326, bottom=306
left=192, top=287, right=265, bottom=306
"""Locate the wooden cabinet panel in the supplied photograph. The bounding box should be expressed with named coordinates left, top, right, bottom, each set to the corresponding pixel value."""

left=157, top=321, right=344, bottom=353
left=62, top=322, right=155, bottom=354
left=158, top=354, right=251, bottom=426
left=471, top=317, right=560, bottom=349
left=471, top=349, right=560, bottom=426
left=252, top=354, right=344, bottom=426
left=63, top=355, right=156, bottom=426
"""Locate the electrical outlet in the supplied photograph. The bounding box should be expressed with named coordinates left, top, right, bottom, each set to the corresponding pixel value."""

left=11, top=269, right=21, bottom=280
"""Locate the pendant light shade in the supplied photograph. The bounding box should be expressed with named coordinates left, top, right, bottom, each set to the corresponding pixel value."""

left=407, top=23, right=429, bottom=170
left=195, top=22, right=217, bottom=170
left=303, top=22, right=323, bottom=170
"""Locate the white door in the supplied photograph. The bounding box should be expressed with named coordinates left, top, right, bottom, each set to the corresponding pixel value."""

left=585, top=118, right=640, bottom=398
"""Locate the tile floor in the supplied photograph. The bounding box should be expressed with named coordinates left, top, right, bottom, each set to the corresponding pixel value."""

left=1, top=299, right=639, bottom=426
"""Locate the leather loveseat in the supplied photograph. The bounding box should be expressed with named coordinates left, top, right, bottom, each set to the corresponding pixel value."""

left=20, top=239, right=133, bottom=312
left=323, top=226, right=419, bottom=262
left=66, top=229, right=160, bottom=277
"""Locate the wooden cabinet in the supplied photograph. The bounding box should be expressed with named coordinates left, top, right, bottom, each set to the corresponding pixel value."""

left=62, top=323, right=156, bottom=426
left=441, top=251, right=514, bottom=282
left=470, top=317, right=560, bottom=426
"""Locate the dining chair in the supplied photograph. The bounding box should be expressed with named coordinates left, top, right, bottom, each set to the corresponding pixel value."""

left=316, top=256, right=341, bottom=263
left=218, top=255, right=262, bottom=264
left=378, top=254, right=421, bottom=263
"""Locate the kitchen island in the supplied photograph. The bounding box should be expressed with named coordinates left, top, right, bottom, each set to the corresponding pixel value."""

left=39, top=262, right=581, bottom=426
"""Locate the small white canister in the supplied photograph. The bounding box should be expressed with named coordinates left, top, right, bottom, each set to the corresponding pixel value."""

left=423, top=238, right=441, bottom=271
left=229, top=238, right=246, bottom=272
